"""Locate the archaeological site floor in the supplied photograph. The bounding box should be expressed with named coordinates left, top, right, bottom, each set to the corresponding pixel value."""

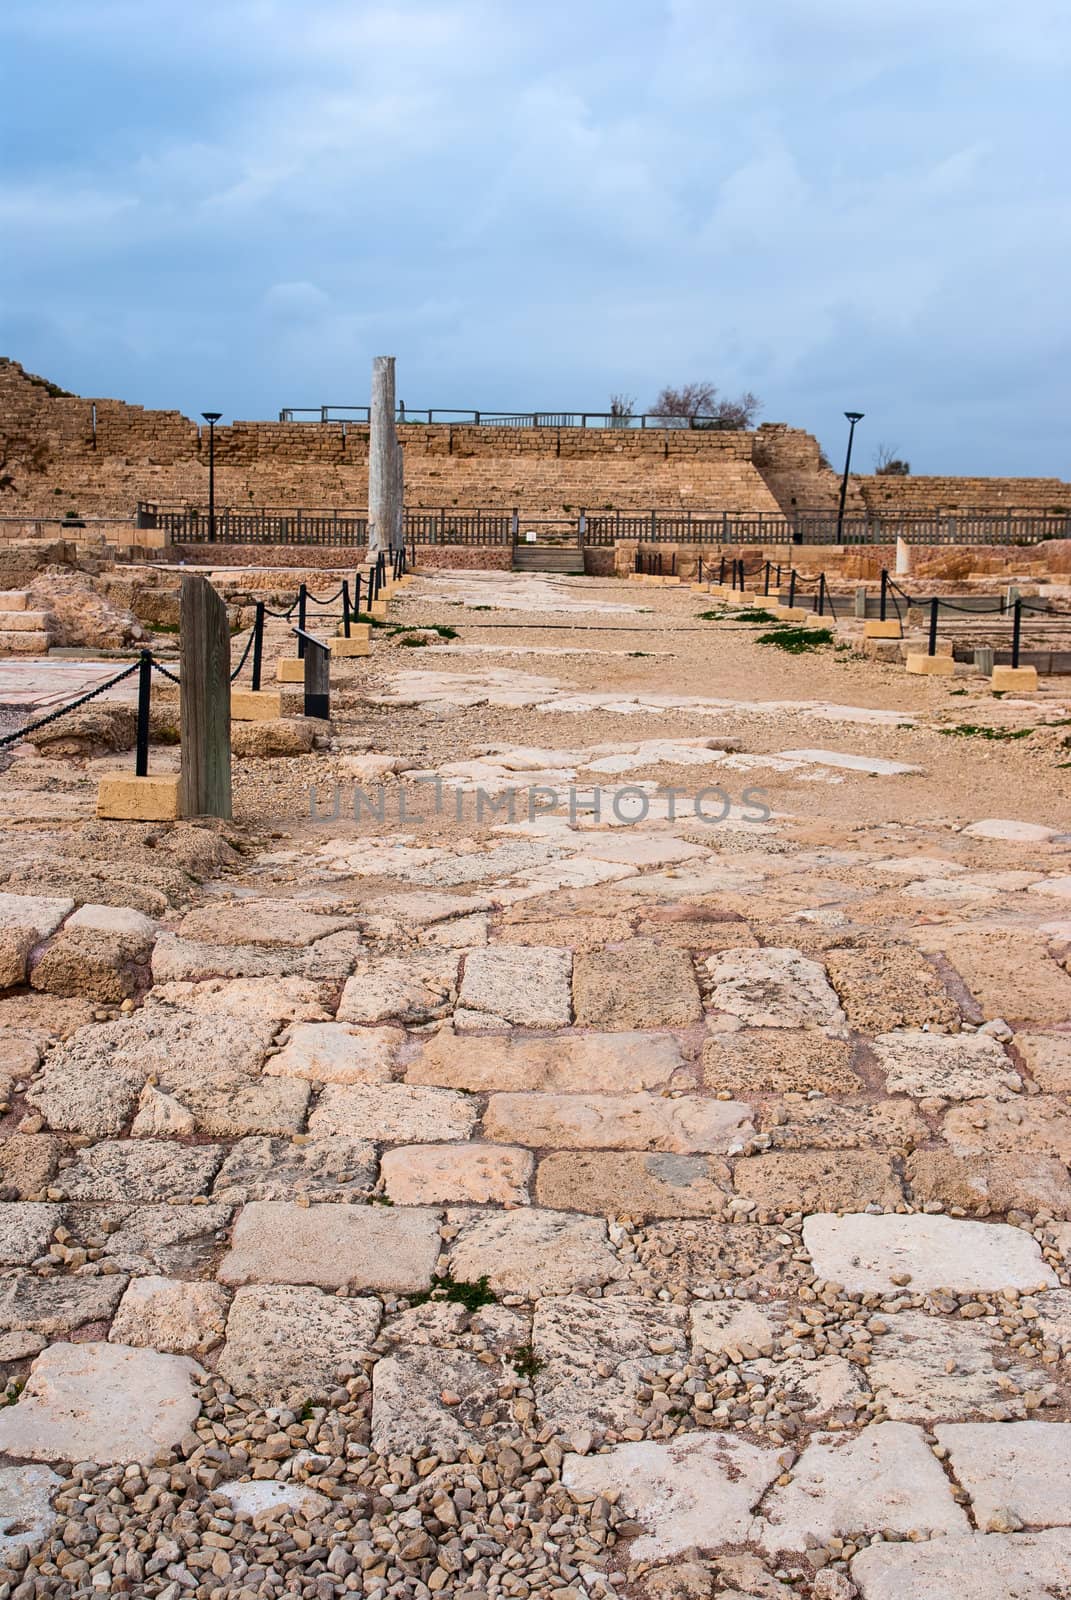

left=0, top=569, right=1070, bottom=1600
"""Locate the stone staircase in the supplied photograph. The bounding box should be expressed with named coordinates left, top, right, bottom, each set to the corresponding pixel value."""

left=512, top=546, right=586, bottom=574
left=0, top=591, right=51, bottom=654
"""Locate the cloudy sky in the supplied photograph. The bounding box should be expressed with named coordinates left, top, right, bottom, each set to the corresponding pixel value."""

left=2, top=0, right=1068, bottom=474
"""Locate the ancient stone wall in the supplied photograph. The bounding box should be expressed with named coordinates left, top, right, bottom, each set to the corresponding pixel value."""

left=4, top=358, right=1070, bottom=528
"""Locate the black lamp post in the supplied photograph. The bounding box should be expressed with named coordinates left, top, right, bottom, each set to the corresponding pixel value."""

left=836, top=411, right=864, bottom=545
left=202, top=412, right=222, bottom=543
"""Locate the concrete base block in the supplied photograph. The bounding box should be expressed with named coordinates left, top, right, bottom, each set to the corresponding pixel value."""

left=369, top=600, right=388, bottom=619
left=97, top=774, right=181, bottom=821
left=772, top=606, right=809, bottom=622
left=231, top=689, right=283, bottom=720
left=276, top=658, right=305, bottom=683
left=906, top=652, right=956, bottom=676
left=336, top=622, right=372, bottom=643
left=864, top=619, right=903, bottom=639
left=991, top=665, right=1039, bottom=692
left=732, top=592, right=763, bottom=607
left=331, top=636, right=371, bottom=658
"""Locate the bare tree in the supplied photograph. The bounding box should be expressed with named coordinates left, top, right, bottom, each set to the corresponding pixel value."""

left=649, top=382, right=761, bottom=429
left=874, top=442, right=911, bottom=476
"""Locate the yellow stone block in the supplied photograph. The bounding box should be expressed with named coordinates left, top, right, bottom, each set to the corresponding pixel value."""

left=276, top=658, right=305, bottom=683
left=906, top=653, right=956, bottom=676
left=863, top=619, right=903, bottom=639
left=628, top=572, right=646, bottom=582
left=991, top=665, right=1039, bottom=692
left=330, top=637, right=371, bottom=658
left=369, top=600, right=388, bottom=619
left=732, top=592, right=763, bottom=607
left=97, top=774, right=181, bottom=822
left=772, top=605, right=809, bottom=622
left=336, top=622, right=371, bottom=642
left=231, top=689, right=283, bottom=720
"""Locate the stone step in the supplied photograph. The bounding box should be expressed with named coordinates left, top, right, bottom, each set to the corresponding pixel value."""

left=0, top=629, right=50, bottom=654
left=0, top=611, right=50, bottom=630
left=0, top=591, right=31, bottom=611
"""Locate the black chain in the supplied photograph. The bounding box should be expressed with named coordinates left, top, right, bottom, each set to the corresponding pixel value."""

left=149, top=658, right=181, bottom=684
left=229, top=627, right=257, bottom=682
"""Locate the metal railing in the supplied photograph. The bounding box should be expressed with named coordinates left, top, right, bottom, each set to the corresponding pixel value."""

left=136, top=502, right=1071, bottom=548
left=276, top=405, right=748, bottom=430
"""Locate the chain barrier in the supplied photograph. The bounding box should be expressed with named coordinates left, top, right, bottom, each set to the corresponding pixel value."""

left=0, top=660, right=142, bottom=749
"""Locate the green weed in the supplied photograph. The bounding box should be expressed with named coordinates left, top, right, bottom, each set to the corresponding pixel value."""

left=511, top=1344, right=544, bottom=1382
left=938, top=724, right=1034, bottom=741
left=756, top=626, right=835, bottom=653
left=410, top=1273, right=497, bottom=1311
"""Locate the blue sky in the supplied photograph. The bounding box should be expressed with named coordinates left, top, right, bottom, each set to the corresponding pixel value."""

left=1, top=0, right=1068, bottom=475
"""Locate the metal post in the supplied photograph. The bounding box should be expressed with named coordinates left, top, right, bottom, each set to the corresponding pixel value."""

left=342, top=581, right=351, bottom=638
left=789, top=570, right=797, bottom=608
left=1012, top=598, right=1022, bottom=668
left=836, top=412, right=864, bottom=545
left=353, top=573, right=362, bottom=615
left=135, top=650, right=152, bottom=777
left=202, top=413, right=221, bottom=544
left=928, top=598, right=939, bottom=656
left=251, top=601, right=265, bottom=691
left=297, top=584, right=307, bottom=658
left=880, top=569, right=888, bottom=622
left=718, top=556, right=726, bottom=585
left=763, top=561, right=771, bottom=596
left=817, top=574, right=826, bottom=617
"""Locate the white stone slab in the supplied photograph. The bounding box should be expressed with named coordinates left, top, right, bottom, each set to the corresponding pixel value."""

left=936, top=1421, right=1071, bottom=1528
left=775, top=748, right=921, bottom=776
left=804, top=1212, right=1058, bottom=1294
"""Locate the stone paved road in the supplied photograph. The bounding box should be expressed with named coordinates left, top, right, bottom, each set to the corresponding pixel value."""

left=1, top=570, right=1071, bottom=1598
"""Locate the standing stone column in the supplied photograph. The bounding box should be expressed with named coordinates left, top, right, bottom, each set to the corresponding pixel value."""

left=368, top=356, right=397, bottom=557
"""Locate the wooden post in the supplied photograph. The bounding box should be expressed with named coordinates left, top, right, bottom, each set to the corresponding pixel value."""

left=179, top=574, right=232, bottom=819
left=368, top=356, right=397, bottom=557
left=294, top=630, right=330, bottom=720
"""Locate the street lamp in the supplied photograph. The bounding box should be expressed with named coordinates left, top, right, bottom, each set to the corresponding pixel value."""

left=836, top=412, right=864, bottom=545
left=202, top=412, right=222, bottom=543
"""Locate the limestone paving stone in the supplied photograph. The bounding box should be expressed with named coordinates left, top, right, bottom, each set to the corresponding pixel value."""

left=701, top=1029, right=859, bottom=1096
left=536, top=1151, right=732, bottom=1218
left=906, top=1149, right=1071, bottom=1216
left=0, top=1273, right=126, bottom=1336
left=705, top=947, right=847, bottom=1031
left=1016, top=1031, right=1071, bottom=1091
left=26, top=1057, right=144, bottom=1137
left=757, top=1097, right=925, bottom=1151
left=943, top=1095, right=1071, bottom=1160
left=0, top=1201, right=61, bottom=1264
left=217, top=1283, right=381, bottom=1405
left=456, top=945, right=572, bottom=1028
left=61, top=1139, right=225, bottom=1201
left=0, top=1133, right=62, bottom=1197
left=0, top=1463, right=61, bottom=1559
left=444, top=1207, right=622, bottom=1295
left=918, top=928, right=1071, bottom=1024
left=150, top=932, right=297, bottom=984
left=130, top=1082, right=197, bottom=1137
left=868, top=1310, right=1040, bottom=1421
left=824, top=945, right=959, bottom=1032
left=572, top=942, right=702, bottom=1029
left=407, top=1028, right=689, bottom=1092
left=873, top=1028, right=1021, bottom=1098
left=748, top=1354, right=870, bottom=1419
left=336, top=952, right=459, bottom=1024
left=483, top=1091, right=753, bottom=1152
left=850, top=1530, right=1071, bottom=1600
left=309, top=1082, right=479, bottom=1143
left=0, top=892, right=74, bottom=988
left=734, top=1152, right=903, bottom=1212
left=757, top=1422, right=969, bottom=1552
left=159, top=1072, right=311, bottom=1138
left=935, top=1421, right=1071, bottom=1529
left=533, top=1293, right=688, bottom=1436
left=38, top=1007, right=278, bottom=1095
left=110, top=1275, right=230, bottom=1355
left=265, top=1021, right=404, bottom=1084
left=149, top=974, right=333, bottom=1023
left=382, top=1143, right=533, bottom=1204
left=29, top=919, right=156, bottom=1003
left=1033, top=1288, right=1071, bottom=1350
left=176, top=897, right=354, bottom=948
left=212, top=1135, right=376, bottom=1202
left=372, top=1345, right=518, bottom=1456
left=690, top=1300, right=784, bottom=1359
left=218, top=1200, right=441, bottom=1291
left=803, top=1212, right=1058, bottom=1294
left=562, top=1434, right=782, bottom=1561
left=964, top=818, right=1060, bottom=842
left=0, top=1340, right=204, bottom=1465
left=93, top=1203, right=233, bottom=1275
